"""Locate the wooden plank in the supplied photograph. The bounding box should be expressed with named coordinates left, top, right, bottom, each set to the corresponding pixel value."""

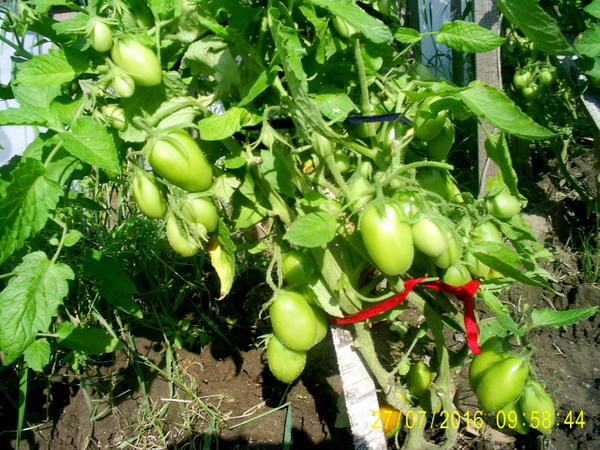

left=331, top=327, right=387, bottom=450
left=474, top=0, right=502, bottom=197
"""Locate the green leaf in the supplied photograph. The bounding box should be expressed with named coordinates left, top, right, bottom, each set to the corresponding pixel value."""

left=0, top=159, right=63, bottom=264
left=198, top=107, right=259, bottom=141
left=496, top=0, right=574, bottom=55
left=394, top=27, right=422, bottom=44
left=16, top=49, right=80, bottom=87
left=436, top=21, right=505, bottom=53
left=208, top=220, right=236, bottom=299
left=306, top=0, right=393, bottom=44
left=83, top=251, right=142, bottom=318
left=0, top=252, right=74, bottom=364
left=483, top=131, right=519, bottom=196
left=284, top=212, right=337, bottom=248
left=453, top=81, right=554, bottom=140
left=0, top=107, right=50, bottom=126
left=260, top=148, right=296, bottom=197
left=153, top=97, right=199, bottom=130
left=529, top=307, right=598, bottom=329
left=480, top=290, right=521, bottom=335
left=182, top=36, right=240, bottom=86
left=30, top=0, right=69, bottom=14
left=23, top=339, right=51, bottom=372
left=314, top=93, right=357, bottom=122
left=575, top=24, right=600, bottom=58
left=231, top=193, right=266, bottom=229
left=59, top=117, right=121, bottom=172
left=63, top=230, right=83, bottom=247
left=584, top=0, right=600, bottom=19
left=56, top=323, right=120, bottom=354
left=239, top=67, right=279, bottom=107
left=51, top=12, right=89, bottom=35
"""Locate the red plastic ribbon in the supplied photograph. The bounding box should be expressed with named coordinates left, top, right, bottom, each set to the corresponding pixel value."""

left=330, top=277, right=481, bottom=354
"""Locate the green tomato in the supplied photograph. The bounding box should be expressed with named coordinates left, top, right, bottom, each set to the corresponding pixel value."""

left=475, top=356, right=530, bottom=412
left=411, top=217, right=448, bottom=258
left=521, top=83, right=541, bottom=100
left=414, top=97, right=448, bottom=141
left=111, top=37, right=162, bottom=87
left=426, top=119, right=454, bottom=161
left=538, top=68, right=556, bottom=87
left=442, top=264, right=471, bottom=287
left=433, top=233, right=462, bottom=269
left=519, top=380, right=556, bottom=435
left=270, top=290, right=318, bottom=351
left=132, top=170, right=167, bottom=219
left=512, top=71, right=532, bottom=89
left=180, top=195, right=218, bottom=233
left=334, top=151, right=351, bottom=173
left=147, top=129, right=213, bottom=192
left=392, top=191, right=421, bottom=222
left=90, top=19, right=113, bottom=53
left=166, top=215, right=200, bottom=257
left=488, top=191, right=521, bottom=219
left=472, top=221, right=503, bottom=244
left=416, top=167, right=452, bottom=201
left=267, top=334, right=306, bottom=384
left=101, top=104, right=126, bottom=130
left=348, top=175, right=373, bottom=210
left=112, top=73, right=135, bottom=98
left=312, top=305, right=328, bottom=346
left=282, top=251, right=313, bottom=287
left=498, top=402, right=530, bottom=435
left=465, top=251, right=490, bottom=278
left=332, top=16, right=358, bottom=38
left=406, top=361, right=432, bottom=399
left=359, top=202, right=414, bottom=276
left=468, top=336, right=512, bottom=391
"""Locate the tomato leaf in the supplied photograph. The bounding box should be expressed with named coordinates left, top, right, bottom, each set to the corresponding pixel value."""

left=584, top=0, right=600, bottom=19
left=453, top=81, right=554, bottom=140
left=59, top=117, right=121, bottom=173
left=314, top=93, right=357, bottom=122
left=260, top=148, right=296, bottom=198
left=394, top=27, right=422, bottom=44
left=15, top=48, right=87, bottom=87
left=198, top=107, right=259, bottom=141
left=574, top=24, right=600, bottom=58
left=436, top=21, right=505, bottom=53
left=284, top=212, right=337, bottom=248
left=23, top=339, right=51, bottom=372
left=0, top=159, right=62, bottom=264
left=0, top=252, right=74, bottom=364
left=56, top=323, right=121, bottom=354
left=496, top=0, right=573, bottom=55
left=529, top=307, right=598, bottom=330
left=483, top=131, right=519, bottom=196
left=208, top=220, right=237, bottom=299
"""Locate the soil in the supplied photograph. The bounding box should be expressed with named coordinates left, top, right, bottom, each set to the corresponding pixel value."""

left=2, top=152, right=600, bottom=450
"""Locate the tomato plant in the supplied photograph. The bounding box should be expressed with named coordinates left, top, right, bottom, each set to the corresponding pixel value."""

left=406, top=361, right=432, bottom=399
left=110, top=37, right=162, bottom=87
left=475, top=356, right=530, bottom=412
left=411, top=217, right=448, bottom=258
left=282, top=251, right=313, bottom=287
left=180, top=195, right=218, bottom=234
left=468, top=337, right=512, bottom=390
left=132, top=170, right=167, bottom=219
left=488, top=191, right=522, bottom=219
left=519, top=380, right=556, bottom=435
left=112, top=73, right=135, bottom=98
left=269, top=290, right=318, bottom=351
left=166, top=215, right=200, bottom=257
left=267, top=335, right=306, bottom=384
left=89, top=19, right=112, bottom=53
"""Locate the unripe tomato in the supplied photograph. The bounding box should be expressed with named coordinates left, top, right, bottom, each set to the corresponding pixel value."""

left=414, top=97, right=448, bottom=141
left=512, top=71, right=532, bottom=89
left=379, top=404, right=403, bottom=438
left=282, top=251, right=313, bottom=287
left=426, top=119, right=454, bottom=161
left=465, top=251, right=490, bottom=278
left=166, top=215, right=200, bottom=257
left=406, top=361, right=432, bottom=399
left=111, top=38, right=162, bottom=86
left=488, top=191, right=521, bottom=219
left=521, top=83, right=540, bottom=101
left=433, top=233, right=462, bottom=269
left=312, top=133, right=333, bottom=157
left=411, top=217, right=448, bottom=258
left=443, top=264, right=471, bottom=286
left=475, top=356, right=530, bottom=412
left=416, top=167, right=452, bottom=201
left=332, top=16, right=358, bottom=38
left=147, top=129, right=213, bottom=192
left=359, top=202, right=414, bottom=276
left=132, top=170, right=167, bottom=219
left=392, top=191, right=421, bottom=222
left=112, top=73, right=135, bottom=98
left=90, top=20, right=113, bottom=53
left=348, top=175, right=372, bottom=210
left=519, top=380, right=556, bottom=435
left=498, top=402, right=530, bottom=435
left=312, top=306, right=328, bottom=346
left=270, top=290, right=318, bottom=351
left=472, top=221, right=503, bottom=244
left=267, top=334, right=306, bottom=383
left=538, top=67, right=556, bottom=87
left=334, top=151, right=351, bottom=173
left=180, top=194, right=218, bottom=233
left=468, top=336, right=512, bottom=390
left=101, top=104, right=126, bottom=130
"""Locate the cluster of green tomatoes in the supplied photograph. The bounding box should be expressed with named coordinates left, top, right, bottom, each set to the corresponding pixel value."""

left=512, top=63, right=558, bottom=102
left=469, top=337, right=556, bottom=435
left=266, top=253, right=328, bottom=383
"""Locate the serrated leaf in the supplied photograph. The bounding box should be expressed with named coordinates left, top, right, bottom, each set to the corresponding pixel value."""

left=284, top=212, right=337, bottom=248
left=16, top=49, right=79, bottom=87
left=529, top=307, right=598, bottom=329
left=207, top=221, right=236, bottom=299
left=0, top=107, right=50, bottom=126
left=394, top=27, right=422, bottom=44
left=56, top=323, right=120, bottom=354
left=0, top=252, right=74, bottom=364
left=0, top=159, right=63, bottom=264
left=584, top=0, right=600, bottom=19
left=436, top=21, right=505, bottom=53
left=306, top=0, right=393, bottom=44
left=60, top=117, right=121, bottom=172
left=497, top=0, right=574, bottom=55
left=575, top=24, right=600, bottom=58
left=453, top=81, right=554, bottom=140
left=30, top=0, right=69, bottom=14
left=23, top=339, right=51, bottom=372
